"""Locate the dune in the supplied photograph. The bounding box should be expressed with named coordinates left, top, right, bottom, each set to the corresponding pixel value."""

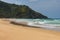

left=0, top=19, right=60, bottom=40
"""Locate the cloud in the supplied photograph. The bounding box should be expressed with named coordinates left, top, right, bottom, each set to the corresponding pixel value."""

left=1, top=0, right=22, bottom=4
left=28, top=0, right=38, bottom=2
left=1, top=0, right=14, bottom=3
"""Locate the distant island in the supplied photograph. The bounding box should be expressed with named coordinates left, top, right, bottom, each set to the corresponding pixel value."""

left=0, top=1, right=48, bottom=19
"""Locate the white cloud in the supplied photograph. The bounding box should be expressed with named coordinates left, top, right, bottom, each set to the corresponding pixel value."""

left=1, top=0, right=22, bottom=4
left=29, top=0, right=38, bottom=2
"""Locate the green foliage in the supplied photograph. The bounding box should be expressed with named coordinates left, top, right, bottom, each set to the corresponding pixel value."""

left=0, top=1, right=48, bottom=18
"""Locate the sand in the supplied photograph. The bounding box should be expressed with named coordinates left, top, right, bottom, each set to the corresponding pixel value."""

left=0, top=19, right=60, bottom=40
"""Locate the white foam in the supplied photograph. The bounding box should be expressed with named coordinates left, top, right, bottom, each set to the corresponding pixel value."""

left=27, top=22, right=56, bottom=29
left=7, top=19, right=60, bottom=31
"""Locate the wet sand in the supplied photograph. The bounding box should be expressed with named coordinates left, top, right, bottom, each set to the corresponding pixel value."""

left=0, top=19, right=60, bottom=40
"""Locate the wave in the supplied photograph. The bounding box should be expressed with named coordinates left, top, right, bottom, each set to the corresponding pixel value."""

left=7, top=19, right=60, bottom=31
left=9, top=19, right=60, bottom=29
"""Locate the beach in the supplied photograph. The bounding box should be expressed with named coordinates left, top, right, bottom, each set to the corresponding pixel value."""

left=0, top=19, right=60, bottom=40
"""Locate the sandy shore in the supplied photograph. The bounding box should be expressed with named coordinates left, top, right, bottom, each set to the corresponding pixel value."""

left=0, top=19, right=60, bottom=40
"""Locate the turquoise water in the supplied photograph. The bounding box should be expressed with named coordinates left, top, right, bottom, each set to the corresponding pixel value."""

left=9, top=18, right=60, bottom=24
left=33, top=19, right=60, bottom=24
left=8, top=18, right=60, bottom=31
left=17, top=19, right=60, bottom=24
left=9, top=18, right=60, bottom=26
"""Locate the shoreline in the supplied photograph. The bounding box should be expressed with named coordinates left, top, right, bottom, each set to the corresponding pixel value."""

left=8, top=19, right=60, bottom=31
left=0, top=19, right=60, bottom=40
left=1, top=18, right=60, bottom=31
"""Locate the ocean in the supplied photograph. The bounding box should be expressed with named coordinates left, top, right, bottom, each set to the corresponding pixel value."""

left=8, top=18, right=60, bottom=31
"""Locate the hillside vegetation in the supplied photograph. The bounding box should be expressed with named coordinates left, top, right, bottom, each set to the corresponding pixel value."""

left=0, top=1, right=48, bottom=18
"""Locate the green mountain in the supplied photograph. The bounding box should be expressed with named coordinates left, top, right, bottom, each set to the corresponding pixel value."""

left=0, top=1, right=48, bottom=18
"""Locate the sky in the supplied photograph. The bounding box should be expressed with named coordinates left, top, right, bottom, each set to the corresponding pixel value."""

left=1, top=0, right=60, bottom=18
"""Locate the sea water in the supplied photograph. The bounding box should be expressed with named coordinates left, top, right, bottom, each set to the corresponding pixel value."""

left=8, top=18, right=60, bottom=31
